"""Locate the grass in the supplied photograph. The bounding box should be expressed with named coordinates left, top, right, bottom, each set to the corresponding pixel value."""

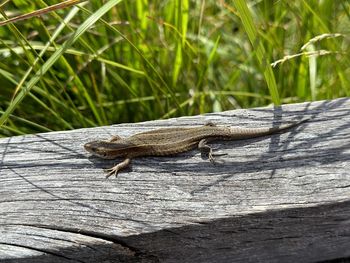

left=0, top=0, right=349, bottom=137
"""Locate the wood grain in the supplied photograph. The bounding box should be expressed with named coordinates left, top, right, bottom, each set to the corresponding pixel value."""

left=1, top=98, right=350, bottom=262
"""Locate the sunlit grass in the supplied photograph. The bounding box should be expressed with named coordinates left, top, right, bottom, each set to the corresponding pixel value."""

left=0, top=0, right=349, bottom=136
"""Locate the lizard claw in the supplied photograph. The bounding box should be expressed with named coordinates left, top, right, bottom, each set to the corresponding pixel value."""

left=208, top=152, right=215, bottom=163
left=105, top=167, right=119, bottom=178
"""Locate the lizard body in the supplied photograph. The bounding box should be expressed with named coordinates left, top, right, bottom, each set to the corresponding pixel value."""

left=84, top=119, right=308, bottom=177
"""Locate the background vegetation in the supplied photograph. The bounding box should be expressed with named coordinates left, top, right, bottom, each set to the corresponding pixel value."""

left=0, top=0, right=349, bottom=137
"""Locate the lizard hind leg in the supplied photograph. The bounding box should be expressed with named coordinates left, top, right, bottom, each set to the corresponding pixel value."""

left=198, top=139, right=227, bottom=164
left=198, top=139, right=215, bottom=163
left=105, top=158, right=131, bottom=178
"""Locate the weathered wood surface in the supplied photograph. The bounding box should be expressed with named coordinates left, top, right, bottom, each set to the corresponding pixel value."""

left=1, top=98, right=350, bottom=263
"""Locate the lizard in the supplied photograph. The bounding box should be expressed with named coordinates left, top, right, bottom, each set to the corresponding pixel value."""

left=84, top=118, right=309, bottom=178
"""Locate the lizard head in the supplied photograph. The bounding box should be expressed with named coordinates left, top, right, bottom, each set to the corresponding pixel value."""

left=84, top=140, right=132, bottom=159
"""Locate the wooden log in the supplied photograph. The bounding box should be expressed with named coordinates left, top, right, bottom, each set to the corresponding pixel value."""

left=1, top=98, right=350, bottom=262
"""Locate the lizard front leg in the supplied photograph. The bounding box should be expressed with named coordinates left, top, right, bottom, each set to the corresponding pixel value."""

left=105, top=158, right=131, bottom=178
left=108, top=135, right=123, bottom=142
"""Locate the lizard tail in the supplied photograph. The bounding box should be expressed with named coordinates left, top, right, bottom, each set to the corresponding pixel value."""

left=226, top=118, right=309, bottom=139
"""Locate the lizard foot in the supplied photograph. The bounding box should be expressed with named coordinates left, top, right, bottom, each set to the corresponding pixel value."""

left=199, top=138, right=220, bottom=163
left=105, top=166, right=119, bottom=178
left=104, top=158, right=131, bottom=178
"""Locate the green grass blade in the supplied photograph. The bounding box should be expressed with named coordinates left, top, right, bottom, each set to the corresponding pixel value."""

left=12, top=4, right=82, bottom=98
left=233, top=0, right=280, bottom=105
left=181, top=0, right=189, bottom=45
left=0, top=0, right=123, bottom=127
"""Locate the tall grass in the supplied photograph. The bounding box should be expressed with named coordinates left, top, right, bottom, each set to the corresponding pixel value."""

left=0, top=0, right=349, bottom=136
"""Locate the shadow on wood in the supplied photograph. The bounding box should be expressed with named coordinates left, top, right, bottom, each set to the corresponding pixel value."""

left=1, top=98, right=350, bottom=262
left=2, top=199, right=350, bottom=262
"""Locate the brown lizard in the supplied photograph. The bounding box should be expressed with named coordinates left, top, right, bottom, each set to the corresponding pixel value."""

left=84, top=119, right=308, bottom=178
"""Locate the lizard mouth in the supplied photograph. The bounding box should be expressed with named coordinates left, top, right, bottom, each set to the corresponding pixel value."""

left=83, top=142, right=94, bottom=153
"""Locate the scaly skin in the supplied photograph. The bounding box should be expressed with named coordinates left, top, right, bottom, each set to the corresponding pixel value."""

left=84, top=119, right=309, bottom=178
